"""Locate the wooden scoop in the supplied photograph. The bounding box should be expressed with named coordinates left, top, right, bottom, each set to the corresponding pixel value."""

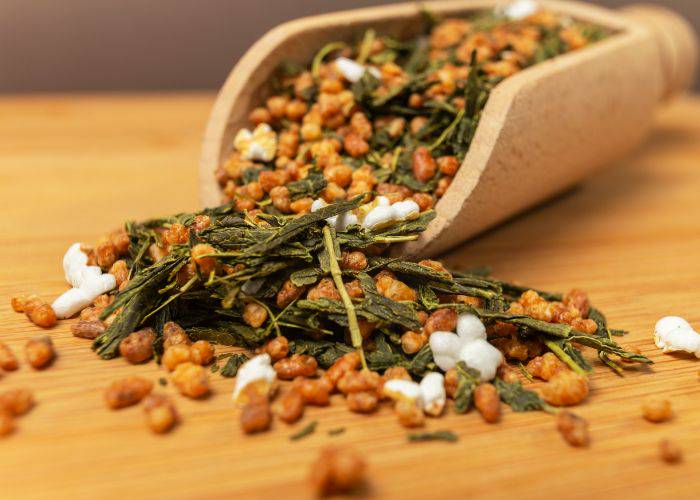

left=200, top=0, right=697, bottom=257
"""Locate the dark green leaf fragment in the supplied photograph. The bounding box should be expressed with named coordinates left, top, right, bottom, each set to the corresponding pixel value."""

left=290, top=420, right=317, bottom=441
left=219, top=353, right=250, bottom=377
left=290, top=267, right=325, bottom=287
left=243, top=197, right=361, bottom=256
left=188, top=320, right=268, bottom=347
left=407, top=430, right=458, bottom=443
left=568, top=334, right=652, bottom=364
left=291, top=339, right=354, bottom=368
left=356, top=273, right=421, bottom=331
left=494, top=378, right=549, bottom=412
left=93, top=249, right=189, bottom=359
left=454, top=361, right=480, bottom=414
left=287, top=169, right=327, bottom=200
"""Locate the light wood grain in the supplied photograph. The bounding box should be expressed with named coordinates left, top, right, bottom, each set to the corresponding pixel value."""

left=1, top=93, right=700, bottom=499
left=199, top=0, right=698, bottom=257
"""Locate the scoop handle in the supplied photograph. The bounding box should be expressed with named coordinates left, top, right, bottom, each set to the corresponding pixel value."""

left=620, top=4, right=698, bottom=100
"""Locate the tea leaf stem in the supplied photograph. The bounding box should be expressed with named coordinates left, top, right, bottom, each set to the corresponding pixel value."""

left=323, top=225, right=367, bottom=369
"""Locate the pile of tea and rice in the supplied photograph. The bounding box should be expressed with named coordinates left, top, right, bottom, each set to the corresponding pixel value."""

left=9, top=5, right=680, bottom=496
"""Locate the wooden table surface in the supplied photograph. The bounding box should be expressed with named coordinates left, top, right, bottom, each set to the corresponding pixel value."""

left=1, top=93, right=699, bottom=499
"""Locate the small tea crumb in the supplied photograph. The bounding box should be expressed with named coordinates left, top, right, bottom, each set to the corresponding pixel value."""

left=240, top=397, right=271, bottom=434
left=556, top=411, right=589, bottom=447
left=0, top=411, right=14, bottom=437
left=659, top=439, right=682, bottom=464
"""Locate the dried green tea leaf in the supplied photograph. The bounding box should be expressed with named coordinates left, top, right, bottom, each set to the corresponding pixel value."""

left=407, top=430, right=458, bottom=442
left=454, top=361, right=480, bottom=414
left=220, top=353, right=249, bottom=377
left=94, top=249, right=189, bottom=359
left=286, top=169, right=327, bottom=200
left=290, top=267, right=325, bottom=287
left=188, top=321, right=268, bottom=347
left=494, top=378, right=550, bottom=412
left=568, top=334, right=651, bottom=364
left=290, top=420, right=317, bottom=441
left=291, top=339, right=354, bottom=368
left=243, top=198, right=360, bottom=256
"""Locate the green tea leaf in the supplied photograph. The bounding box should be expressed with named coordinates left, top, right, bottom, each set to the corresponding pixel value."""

left=494, top=378, right=550, bottom=412
left=290, top=339, right=354, bottom=368
left=290, top=420, right=317, bottom=441
left=454, top=361, right=480, bottom=414
left=407, top=430, right=458, bottom=442
left=287, top=169, right=327, bottom=200
left=220, top=353, right=249, bottom=377
left=290, top=267, right=325, bottom=287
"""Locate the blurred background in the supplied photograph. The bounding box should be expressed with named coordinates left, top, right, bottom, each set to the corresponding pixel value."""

left=1, top=0, right=698, bottom=93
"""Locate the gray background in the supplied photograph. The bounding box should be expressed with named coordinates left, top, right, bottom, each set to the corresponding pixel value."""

left=1, top=0, right=697, bottom=92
